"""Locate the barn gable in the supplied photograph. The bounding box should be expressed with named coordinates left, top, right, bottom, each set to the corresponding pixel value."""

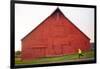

left=21, top=8, right=90, bottom=42
left=21, top=8, right=91, bottom=60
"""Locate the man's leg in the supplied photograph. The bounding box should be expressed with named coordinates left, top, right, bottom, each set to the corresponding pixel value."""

left=80, top=53, right=83, bottom=56
left=79, top=54, right=81, bottom=58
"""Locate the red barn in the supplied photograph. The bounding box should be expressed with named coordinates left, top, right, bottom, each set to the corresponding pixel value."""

left=21, top=8, right=91, bottom=60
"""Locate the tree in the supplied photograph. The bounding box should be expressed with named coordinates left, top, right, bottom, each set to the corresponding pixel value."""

left=15, top=51, right=21, bottom=56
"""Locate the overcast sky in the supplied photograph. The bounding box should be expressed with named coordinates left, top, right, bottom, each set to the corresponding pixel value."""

left=15, top=4, right=94, bottom=51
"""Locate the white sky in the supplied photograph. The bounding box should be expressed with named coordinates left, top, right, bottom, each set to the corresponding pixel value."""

left=15, top=4, right=94, bottom=51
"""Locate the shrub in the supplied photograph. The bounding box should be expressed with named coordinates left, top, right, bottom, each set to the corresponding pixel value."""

left=15, top=51, right=21, bottom=58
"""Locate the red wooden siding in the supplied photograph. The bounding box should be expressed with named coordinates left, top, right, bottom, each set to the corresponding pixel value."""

left=21, top=8, right=91, bottom=60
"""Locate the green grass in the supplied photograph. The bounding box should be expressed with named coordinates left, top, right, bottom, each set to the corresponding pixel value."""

left=15, top=50, right=94, bottom=65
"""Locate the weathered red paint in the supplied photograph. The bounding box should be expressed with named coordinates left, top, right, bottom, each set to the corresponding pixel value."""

left=21, top=8, right=91, bottom=60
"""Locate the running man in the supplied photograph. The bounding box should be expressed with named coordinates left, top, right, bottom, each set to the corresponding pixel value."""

left=78, top=49, right=83, bottom=58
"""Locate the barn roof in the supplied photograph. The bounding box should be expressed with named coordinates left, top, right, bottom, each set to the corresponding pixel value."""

left=21, top=8, right=90, bottom=41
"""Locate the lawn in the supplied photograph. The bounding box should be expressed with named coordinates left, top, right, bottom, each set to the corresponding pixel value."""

left=15, top=50, right=94, bottom=65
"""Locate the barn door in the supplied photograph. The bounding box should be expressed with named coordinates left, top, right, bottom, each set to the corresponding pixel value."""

left=62, top=44, right=73, bottom=55
left=32, top=48, right=45, bottom=58
left=52, top=44, right=62, bottom=56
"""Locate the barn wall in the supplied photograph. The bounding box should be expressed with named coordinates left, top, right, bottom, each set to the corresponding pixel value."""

left=21, top=9, right=91, bottom=60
